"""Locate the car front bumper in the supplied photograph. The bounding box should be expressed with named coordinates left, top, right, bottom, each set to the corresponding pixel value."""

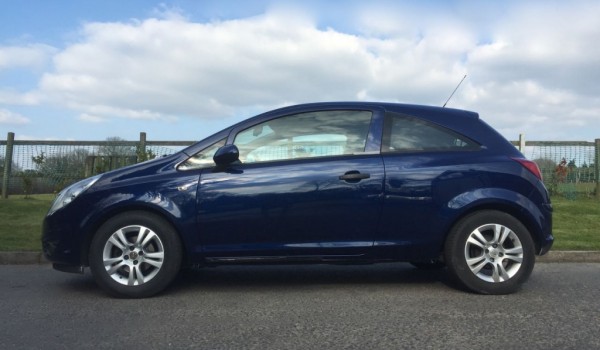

left=41, top=214, right=85, bottom=268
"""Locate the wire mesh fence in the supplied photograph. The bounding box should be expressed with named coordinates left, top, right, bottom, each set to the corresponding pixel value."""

left=517, top=141, right=598, bottom=199
left=1, top=133, right=193, bottom=197
left=2, top=132, right=599, bottom=199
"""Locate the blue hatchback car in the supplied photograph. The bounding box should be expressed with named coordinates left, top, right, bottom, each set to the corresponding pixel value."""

left=42, top=102, right=553, bottom=297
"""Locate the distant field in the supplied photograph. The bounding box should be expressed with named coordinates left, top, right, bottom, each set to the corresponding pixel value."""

left=0, top=194, right=598, bottom=252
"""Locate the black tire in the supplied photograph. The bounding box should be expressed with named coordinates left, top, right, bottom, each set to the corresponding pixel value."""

left=410, top=260, right=446, bottom=270
left=89, top=211, right=182, bottom=298
left=444, top=210, right=535, bottom=295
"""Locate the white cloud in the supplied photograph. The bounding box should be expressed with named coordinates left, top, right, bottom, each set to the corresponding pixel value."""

left=14, top=134, right=74, bottom=141
left=0, top=108, right=30, bottom=124
left=36, top=10, right=473, bottom=121
left=466, top=2, right=600, bottom=95
left=78, top=113, right=107, bottom=123
left=0, top=44, right=56, bottom=70
left=38, top=13, right=377, bottom=121
left=0, top=89, right=41, bottom=105
left=8, top=1, right=599, bottom=140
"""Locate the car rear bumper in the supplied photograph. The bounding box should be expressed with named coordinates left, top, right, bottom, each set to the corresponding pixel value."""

left=537, top=201, right=554, bottom=256
left=538, top=235, right=554, bottom=255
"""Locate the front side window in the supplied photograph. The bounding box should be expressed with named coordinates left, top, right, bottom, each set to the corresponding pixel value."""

left=383, top=114, right=479, bottom=153
left=234, top=110, right=372, bottom=163
left=178, top=138, right=226, bottom=170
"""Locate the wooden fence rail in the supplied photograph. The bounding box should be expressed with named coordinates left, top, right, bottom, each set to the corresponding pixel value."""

left=2, top=131, right=600, bottom=199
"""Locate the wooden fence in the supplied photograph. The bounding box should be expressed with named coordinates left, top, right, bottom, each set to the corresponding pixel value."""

left=1, top=132, right=194, bottom=197
left=2, top=131, right=600, bottom=198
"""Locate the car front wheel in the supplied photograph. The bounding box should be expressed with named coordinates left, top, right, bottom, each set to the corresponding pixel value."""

left=444, top=210, right=535, bottom=295
left=89, top=211, right=182, bottom=298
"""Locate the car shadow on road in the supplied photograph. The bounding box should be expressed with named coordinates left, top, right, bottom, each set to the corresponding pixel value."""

left=167, top=262, right=463, bottom=295
left=53, top=263, right=465, bottom=298
left=56, top=271, right=106, bottom=297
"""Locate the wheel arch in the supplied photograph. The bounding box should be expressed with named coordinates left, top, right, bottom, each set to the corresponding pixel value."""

left=441, top=190, right=548, bottom=256
left=80, top=203, right=189, bottom=267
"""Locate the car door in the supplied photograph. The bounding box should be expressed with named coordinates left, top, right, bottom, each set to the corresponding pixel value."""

left=376, top=112, right=482, bottom=260
left=196, top=109, right=385, bottom=259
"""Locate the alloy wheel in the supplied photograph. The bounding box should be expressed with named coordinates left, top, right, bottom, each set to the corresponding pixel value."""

left=102, top=225, right=165, bottom=286
left=464, top=223, right=523, bottom=283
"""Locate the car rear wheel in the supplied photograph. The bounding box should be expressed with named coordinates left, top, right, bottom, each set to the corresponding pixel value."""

left=444, top=210, right=535, bottom=294
left=89, top=211, right=182, bottom=298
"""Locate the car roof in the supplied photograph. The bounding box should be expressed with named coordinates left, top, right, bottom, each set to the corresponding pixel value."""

left=182, top=101, right=497, bottom=157
left=259, top=101, right=480, bottom=121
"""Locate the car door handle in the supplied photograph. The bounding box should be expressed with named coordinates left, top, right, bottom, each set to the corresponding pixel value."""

left=339, top=171, right=370, bottom=181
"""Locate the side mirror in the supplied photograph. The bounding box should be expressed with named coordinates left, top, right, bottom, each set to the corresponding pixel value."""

left=213, top=144, right=240, bottom=166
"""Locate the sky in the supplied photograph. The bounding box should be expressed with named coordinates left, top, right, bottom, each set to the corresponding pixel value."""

left=1, top=0, right=599, bottom=142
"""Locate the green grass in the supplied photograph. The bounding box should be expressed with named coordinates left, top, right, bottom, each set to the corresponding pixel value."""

left=552, top=196, right=600, bottom=250
left=0, top=194, right=54, bottom=251
left=0, top=194, right=598, bottom=251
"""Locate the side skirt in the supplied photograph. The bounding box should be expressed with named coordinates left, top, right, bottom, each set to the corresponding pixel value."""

left=203, top=255, right=378, bottom=266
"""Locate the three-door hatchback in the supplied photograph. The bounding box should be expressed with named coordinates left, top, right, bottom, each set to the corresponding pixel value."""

left=42, top=102, right=553, bottom=297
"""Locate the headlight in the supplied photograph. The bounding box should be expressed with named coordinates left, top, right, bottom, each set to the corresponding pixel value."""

left=48, top=175, right=102, bottom=215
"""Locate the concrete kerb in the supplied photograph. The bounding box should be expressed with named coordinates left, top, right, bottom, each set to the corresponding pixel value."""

left=536, top=251, right=600, bottom=263
left=1, top=250, right=599, bottom=265
left=0, top=251, right=48, bottom=265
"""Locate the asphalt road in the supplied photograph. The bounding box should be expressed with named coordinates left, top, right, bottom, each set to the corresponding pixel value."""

left=1, top=263, right=599, bottom=350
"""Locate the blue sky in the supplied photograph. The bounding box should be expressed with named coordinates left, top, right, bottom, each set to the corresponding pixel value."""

left=1, top=0, right=599, bottom=142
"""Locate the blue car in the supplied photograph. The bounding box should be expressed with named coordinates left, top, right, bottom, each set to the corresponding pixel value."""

left=42, top=102, right=553, bottom=297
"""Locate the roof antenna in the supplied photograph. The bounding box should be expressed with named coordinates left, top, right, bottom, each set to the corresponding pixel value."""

left=443, top=74, right=467, bottom=108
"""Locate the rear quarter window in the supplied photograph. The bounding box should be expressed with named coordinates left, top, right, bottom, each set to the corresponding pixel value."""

left=382, top=113, right=480, bottom=153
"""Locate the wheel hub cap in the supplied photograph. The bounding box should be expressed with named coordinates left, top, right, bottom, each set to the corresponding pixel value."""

left=102, top=225, right=165, bottom=286
left=464, top=223, right=523, bottom=283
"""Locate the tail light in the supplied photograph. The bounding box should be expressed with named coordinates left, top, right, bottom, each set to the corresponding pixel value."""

left=512, top=157, right=543, bottom=180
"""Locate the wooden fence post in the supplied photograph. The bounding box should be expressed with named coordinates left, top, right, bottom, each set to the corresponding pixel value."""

left=595, top=139, right=600, bottom=199
left=138, top=132, right=147, bottom=162
left=85, top=156, right=95, bottom=178
left=519, top=134, right=525, bottom=152
left=2, top=132, right=15, bottom=199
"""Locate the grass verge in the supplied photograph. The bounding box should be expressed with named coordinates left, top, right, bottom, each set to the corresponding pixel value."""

left=552, top=196, right=600, bottom=250
left=0, top=194, right=54, bottom=251
left=0, top=194, right=598, bottom=252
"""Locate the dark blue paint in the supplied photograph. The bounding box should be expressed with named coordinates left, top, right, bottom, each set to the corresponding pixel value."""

left=197, top=155, right=384, bottom=257
left=42, top=102, right=553, bottom=270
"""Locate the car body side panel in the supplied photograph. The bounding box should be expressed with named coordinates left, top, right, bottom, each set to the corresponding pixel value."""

left=43, top=155, right=202, bottom=266
left=196, top=155, right=385, bottom=257
left=375, top=152, right=553, bottom=260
